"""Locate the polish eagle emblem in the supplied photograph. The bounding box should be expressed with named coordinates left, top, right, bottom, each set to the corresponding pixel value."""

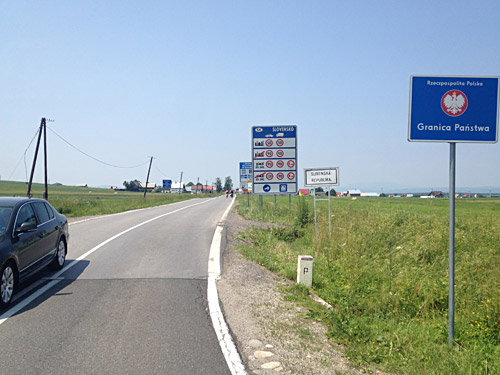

left=441, top=90, right=468, bottom=117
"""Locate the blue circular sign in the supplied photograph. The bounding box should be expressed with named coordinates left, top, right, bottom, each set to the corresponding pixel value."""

left=263, top=184, right=271, bottom=192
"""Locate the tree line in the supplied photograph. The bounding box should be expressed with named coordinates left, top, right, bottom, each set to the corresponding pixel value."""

left=122, top=176, right=233, bottom=193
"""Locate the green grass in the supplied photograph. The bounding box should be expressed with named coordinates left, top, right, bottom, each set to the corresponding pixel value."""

left=236, top=194, right=500, bottom=374
left=0, top=180, right=207, bottom=217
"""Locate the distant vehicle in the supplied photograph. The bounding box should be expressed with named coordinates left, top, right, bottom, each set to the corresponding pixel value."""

left=276, top=133, right=284, bottom=137
left=0, top=197, right=69, bottom=308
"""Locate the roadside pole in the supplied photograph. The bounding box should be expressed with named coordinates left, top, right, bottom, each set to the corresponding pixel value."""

left=144, top=156, right=153, bottom=198
left=27, top=118, right=45, bottom=198
left=43, top=119, right=48, bottom=200
left=448, top=143, right=456, bottom=346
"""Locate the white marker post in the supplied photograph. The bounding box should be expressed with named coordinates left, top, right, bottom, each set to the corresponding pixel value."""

left=297, top=255, right=313, bottom=288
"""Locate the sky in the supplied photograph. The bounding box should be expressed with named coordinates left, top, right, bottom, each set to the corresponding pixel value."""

left=1, top=1, right=499, bottom=193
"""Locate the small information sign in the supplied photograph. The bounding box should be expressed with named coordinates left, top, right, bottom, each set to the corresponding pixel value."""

left=304, top=167, right=339, bottom=187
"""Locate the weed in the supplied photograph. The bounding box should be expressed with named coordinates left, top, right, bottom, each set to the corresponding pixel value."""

left=236, top=195, right=500, bottom=374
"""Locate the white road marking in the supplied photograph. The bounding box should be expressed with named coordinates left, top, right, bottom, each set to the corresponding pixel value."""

left=0, top=198, right=214, bottom=326
left=207, top=197, right=247, bottom=375
left=69, top=199, right=189, bottom=226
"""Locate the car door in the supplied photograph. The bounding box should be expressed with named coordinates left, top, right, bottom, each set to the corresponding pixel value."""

left=13, top=203, right=42, bottom=271
left=32, top=201, right=59, bottom=261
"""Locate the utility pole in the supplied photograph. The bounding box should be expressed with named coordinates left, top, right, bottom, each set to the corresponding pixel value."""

left=179, top=172, right=183, bottom=194
left=43, top=118, right=49, bottom=200
left=144, top=156, right=154, bottom=198
left=27, top=118, right=50, bottom=200
left=196, top=177, right=199, bottom=195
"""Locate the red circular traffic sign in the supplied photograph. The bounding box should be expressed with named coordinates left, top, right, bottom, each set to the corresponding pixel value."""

left=287, top=172, right=295, bottom=180
left=266, top=160, right=273, bottom=168
left=265, top=139, right=273, bottom=147
left=277, top=160, right=284, bottom=168
left=287, top=160, right=295, bottom=168
left=277, top=172, right=284, bottom=180
left=276, top=149, right=284, bottom=157
left=266, top=150, right=273, bottom=157
left=266, top=172, right=274, bottom=180
left=276, top=139, right=284, bottom=147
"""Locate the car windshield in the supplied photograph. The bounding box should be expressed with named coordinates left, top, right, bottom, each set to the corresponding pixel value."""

left=0, top=207, right=13, bottom=235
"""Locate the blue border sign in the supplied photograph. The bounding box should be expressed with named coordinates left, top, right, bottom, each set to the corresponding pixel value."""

left=252, top=125, right=297, bottom=195
left=409, top=75, right=499, bottom=143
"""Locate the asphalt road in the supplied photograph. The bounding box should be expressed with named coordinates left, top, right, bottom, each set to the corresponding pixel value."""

left=0, top=196, right=234, bottom=375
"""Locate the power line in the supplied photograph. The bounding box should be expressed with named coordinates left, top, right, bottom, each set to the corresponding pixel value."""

left=47, top=125, right=149, bottom=169
left=8, top=128, right=40, bottom=182
left=153, top=164, right=169, bottom=177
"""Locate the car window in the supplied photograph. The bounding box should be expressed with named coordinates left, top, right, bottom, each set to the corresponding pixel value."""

left=33, top=202, right=51, bottom=224
left=0, top=207, right=12, bottom=235
left=15, top=204, right=37, bottom=232
left=44, top=202, right=55, bottom=220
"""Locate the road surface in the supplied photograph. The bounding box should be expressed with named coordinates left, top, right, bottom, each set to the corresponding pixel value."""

left=0, top=196, right=236, bottom=375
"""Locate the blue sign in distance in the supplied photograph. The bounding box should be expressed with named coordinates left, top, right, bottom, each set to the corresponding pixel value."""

left=162, top=179, right=172, bottom=189
left=239, top=161, right=253, bottom=180
left=409, top=75, right=499, bottom=143
left=252, top=125, right=297, bottom=195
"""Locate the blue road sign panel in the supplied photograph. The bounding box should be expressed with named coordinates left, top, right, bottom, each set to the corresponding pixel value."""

left=162, top=179, right=172, bottom=189
left=409, top=75, right=499, bottom=143
left=252, top=125, right=297, bottom=195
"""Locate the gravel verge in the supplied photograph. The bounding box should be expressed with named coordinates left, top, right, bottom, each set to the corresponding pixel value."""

left=217, top=205, right=366, bottom=375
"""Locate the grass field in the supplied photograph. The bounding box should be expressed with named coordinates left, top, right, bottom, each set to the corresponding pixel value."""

left=236, top=194, right=500, bottom=375
left=0, top=180, right=206, bottom=217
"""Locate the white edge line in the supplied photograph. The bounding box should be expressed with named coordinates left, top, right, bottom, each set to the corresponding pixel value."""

left=207, top=197, right=247, bottom=375
left=0, top=198, right=215, bottom=325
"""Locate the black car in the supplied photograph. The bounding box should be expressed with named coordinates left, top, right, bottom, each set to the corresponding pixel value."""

left=0, top=197, right=69, bottom=308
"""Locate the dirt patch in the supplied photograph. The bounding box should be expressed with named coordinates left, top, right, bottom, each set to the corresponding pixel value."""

left=217, top=205, right=365, bottom=375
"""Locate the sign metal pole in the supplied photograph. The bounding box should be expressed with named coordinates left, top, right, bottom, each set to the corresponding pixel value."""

left=448, top=142, right=456, bottom=346
left=328, top=187, right=332, bottom=238
left=313, top=189, right=318, bottom=238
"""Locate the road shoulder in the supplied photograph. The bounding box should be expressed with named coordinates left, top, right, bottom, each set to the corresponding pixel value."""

left=217, top=205, right=363, bottom=375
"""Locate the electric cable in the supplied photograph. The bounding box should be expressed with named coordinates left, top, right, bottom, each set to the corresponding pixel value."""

left=47, top=125, right=149, bottom=169
left=153, top=164, right=169, bottom=178
left=7, top=128, right=40, bottom=181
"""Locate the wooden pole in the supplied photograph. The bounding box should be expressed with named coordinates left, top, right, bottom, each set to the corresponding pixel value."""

left=27, top=118, right=45, bottom=198
left=144, top=156, right=153, bottom=198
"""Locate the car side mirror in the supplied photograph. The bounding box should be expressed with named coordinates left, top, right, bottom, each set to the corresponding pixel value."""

left=16, top=222, right=37, bottom=234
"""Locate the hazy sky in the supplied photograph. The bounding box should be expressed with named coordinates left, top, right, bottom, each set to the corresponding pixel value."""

left=1, top=1, right=499, bottom=192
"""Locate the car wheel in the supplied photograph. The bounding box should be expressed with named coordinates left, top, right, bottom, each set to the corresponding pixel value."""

left=1, top=263, right=15, bottom=308
left=51, top=239, right=66, bottom=270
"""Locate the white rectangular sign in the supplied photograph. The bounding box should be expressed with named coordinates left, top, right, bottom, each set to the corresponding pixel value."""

left=304, top=167, right=339, bottom=187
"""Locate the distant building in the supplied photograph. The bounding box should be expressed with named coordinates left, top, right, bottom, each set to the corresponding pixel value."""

left=139, top=182, right=156, bottom=191
left=191, top=185, right=214, bottom=194
left=361, top=192, right=379, bottom=197
left=170, top=182, right=185, bottom=194
left=428, top=191, right=445, bottom=198
left=347, top=189, right=361, bottom=197
left=298, top=189, right=311, bottom=196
